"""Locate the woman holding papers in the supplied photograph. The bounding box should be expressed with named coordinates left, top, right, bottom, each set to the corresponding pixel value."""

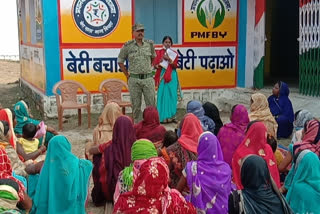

left=154, top=36, right=182, bottom=123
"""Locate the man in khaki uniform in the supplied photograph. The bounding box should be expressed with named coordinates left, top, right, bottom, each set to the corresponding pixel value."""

left=118, top=23, right=156, bottom=123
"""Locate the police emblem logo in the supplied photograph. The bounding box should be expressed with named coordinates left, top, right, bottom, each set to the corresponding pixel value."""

left=72, top=0, right=120, bottom=38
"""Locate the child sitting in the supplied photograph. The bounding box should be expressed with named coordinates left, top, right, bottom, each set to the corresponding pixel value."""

left=267, top=134, right=284, bottom=167
left=158, top=130, right=178, bottom=164
left=19, top=123, right=40, bottom=154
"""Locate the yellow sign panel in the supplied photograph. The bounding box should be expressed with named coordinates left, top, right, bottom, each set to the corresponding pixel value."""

left=184, top=0, right=238, bottom=42
left=59, top=0, right=132, bottom=43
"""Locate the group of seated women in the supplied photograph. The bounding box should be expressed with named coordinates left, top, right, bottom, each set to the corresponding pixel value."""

left=0, top=80, right=319, bottom=214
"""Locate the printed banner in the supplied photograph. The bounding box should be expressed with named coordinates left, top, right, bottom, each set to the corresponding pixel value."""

left=20, top=45, right=46, bottom=91
left=184, top=0, right=238, bottom=42
left=35, top=0, right=43, bottom=44
left=62, top=46, right=236, bottom=91
left=59, top=0, right=132, bottom=43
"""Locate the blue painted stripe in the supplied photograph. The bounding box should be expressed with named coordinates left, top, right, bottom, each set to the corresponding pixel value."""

left=237, top=0, right=247, bottom=87
left=43, top=0, right=61, bottom=96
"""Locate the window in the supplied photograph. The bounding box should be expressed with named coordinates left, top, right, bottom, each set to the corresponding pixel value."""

left=134, top=0, right=178, bottom=44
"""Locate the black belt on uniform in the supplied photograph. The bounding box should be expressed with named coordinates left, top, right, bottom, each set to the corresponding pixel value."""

left=130, top=73, right=153, bottom=79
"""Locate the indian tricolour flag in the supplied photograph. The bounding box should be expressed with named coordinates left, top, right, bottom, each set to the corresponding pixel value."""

left=253, top=0, right=265, bottom=89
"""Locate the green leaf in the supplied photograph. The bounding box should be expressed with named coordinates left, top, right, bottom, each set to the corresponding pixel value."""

left=197, top=7, right=207, bottom=28
left=213, top=0, right=225, bottom=28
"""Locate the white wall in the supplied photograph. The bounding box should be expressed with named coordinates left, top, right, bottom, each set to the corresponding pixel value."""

left=245, top=0, right=255, bottom=87
left=0, top=1, right=19, bottom=56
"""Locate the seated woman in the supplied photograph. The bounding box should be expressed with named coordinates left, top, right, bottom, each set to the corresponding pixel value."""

left=277, top=111, right=313, bottom=173
left=177, top=132, right=231, bottom=214
left=13, top=101, right=57, bottom=146
left=32, top=135, right=92, bottom=214
left=134, top=106, right=166, bottom=148
left=0, top=109, right=17, bottom=148
left=285, top=150, right=320, bottom=214
left=279, top=119, right=320, bottom=183
left=187, top=100, right=215, bottom=133
left=291, top=109, right=313, bottom=144
left=268, top=81, right=294, bottom=139
left=203, top=102, right=224, bottom=135
left=228, top=155, right=292, bottom=214
left=232, top=121, right=281, bottom=189
left=89, top=116, right=136, bottom=205
left=0, top=146, right=32, bottom=212
left=113, top=157, right=196, bottom=213
left=85, top=102, right=122, bottom=161
left=249, top=93, right=278, bottom=138
left=292, top=119, right=320, bottom=158
left=166, top=113, right=203, bottom=187
left=217, top=104, right=249, bottom=167
left=113, top=139, right=158, bottom=203
left=0, top=109, right=46, bottom=165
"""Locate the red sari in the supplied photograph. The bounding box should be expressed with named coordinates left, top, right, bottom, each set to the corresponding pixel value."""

left=0, top=109, right=16, bottom=148
left=134, top=106, right=166, bottom=144
left=153, top=48, right=179, bottom=87
left=0, top=147, right=25, bottom=201
left=232, top=122, right=281, bottom=189
left=113, top=157, right=196, bottom=214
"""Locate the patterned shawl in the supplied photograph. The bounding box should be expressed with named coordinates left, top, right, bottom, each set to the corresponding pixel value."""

left=294, top=119, right=320, bottom=156
left=249, top=93, right=278, bottom=138
left=186, top=132, right=231, bottom=214
left=134, top=106, right=166, bottom=143
left=114, top=139, right=158, bottom=203
left=218, top=104, right=249, bottom=167
left=232, top=122, right=280, bottom=189
left=0, top=147, right=25, bottom=201
left=113, top=157, right=196, bottom=214
left=187, top=101, right=215, bottom=134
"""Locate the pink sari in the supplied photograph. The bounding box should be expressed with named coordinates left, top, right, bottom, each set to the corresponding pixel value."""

left=217, top=105, right=249, bottom=167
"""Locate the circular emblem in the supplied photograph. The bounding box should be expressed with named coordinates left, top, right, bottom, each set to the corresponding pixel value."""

left=196, top=0, right=226, bottom=29
left=73, top=0, right=120, bottom=38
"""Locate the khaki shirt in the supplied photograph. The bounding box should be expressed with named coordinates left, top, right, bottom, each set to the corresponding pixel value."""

left=118, top=39, right=156, bottom=74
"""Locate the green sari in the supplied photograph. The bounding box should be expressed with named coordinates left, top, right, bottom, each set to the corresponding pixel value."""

left=286, top=150, right=320, bottom=214
left=13, top=101, right=54, bottom=146
left=32, top=136, right=92, bottom=214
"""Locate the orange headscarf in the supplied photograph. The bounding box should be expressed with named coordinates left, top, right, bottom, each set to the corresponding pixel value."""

left=178, top=113, right=203, bottom=154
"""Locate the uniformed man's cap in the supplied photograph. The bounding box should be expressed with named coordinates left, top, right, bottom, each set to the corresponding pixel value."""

left=132, top=23, right=144, bottom=31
